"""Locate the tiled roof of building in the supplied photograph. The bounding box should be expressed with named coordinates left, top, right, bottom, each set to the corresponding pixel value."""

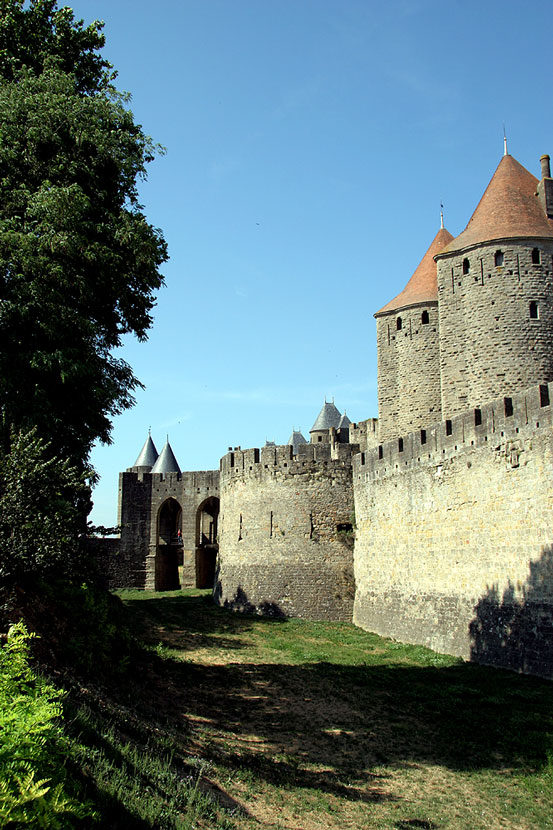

left=310, top=400, right=342, bottom=432
left=338, top=412, right=351, bottom=428
left=376, top=226, right=453, bottom=316
left=287, top=429, right=308, bottom=454
left=151, top=440, right=181, bottom=474
left=133, top=434, right=158, bottom=468
left=439, top=154, right=553, bottom=255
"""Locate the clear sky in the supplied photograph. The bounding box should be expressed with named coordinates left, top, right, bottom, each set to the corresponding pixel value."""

left=69, top=0, right=553, bottom=528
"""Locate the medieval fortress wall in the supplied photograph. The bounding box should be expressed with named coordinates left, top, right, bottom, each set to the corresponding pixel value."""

left=108, top=149, right=553, bottom=678
left=216, top=442, right=356, bottom=620
left=353, top=382, right=553, bottom=677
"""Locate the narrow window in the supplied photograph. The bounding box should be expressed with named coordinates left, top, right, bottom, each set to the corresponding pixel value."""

left=229, top=452, right=235, bottom=468
left=445, top=419, right=452, bottom=436
left=494, top=250, right=504, bottom=266
left=254, top=448, right=260, bottom=463
left=398, top=437, right=404, bottom=453
left=421, top=310, right=429, bottom=324
left=420, top=429, right=427, bottom=445
left=474, top=408, right=482, bottom=426
left=462, top=258, right=470, bottom=275
left=532, top=247, right=541, bottom=264
left=317, top=435, right=322, bottom=442
left=396, top=317, right=402, bottom=331
left=378, top=445, right=383, bottom=460
left=504, top=397, right=513, bottom=417
left=530, top=301, right=539, bottom=319
left=539, top=384, right=550, bottom=407
left=238, top=513, right=243, bottom=541
left=269, top=511, right=273, bottom=538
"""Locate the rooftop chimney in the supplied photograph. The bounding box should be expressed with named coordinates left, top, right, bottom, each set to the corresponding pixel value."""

left=537, top=154, right=553, bottom=219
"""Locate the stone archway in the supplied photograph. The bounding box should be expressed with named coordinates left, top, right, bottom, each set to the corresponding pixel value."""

left=156, top=497, right=182, bottom=590
left=195, top=496, right=219, bottom=588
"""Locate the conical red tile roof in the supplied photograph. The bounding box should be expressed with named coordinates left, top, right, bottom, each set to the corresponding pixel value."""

left=375, top=226, right=453, bottom=316
left=439, top=154, right=553, bottom=255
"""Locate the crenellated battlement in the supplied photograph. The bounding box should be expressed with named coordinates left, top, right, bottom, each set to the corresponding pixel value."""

left=354, top=381, right=552, bottom=477
left=220, top=440, right=360, bottom=482
left=349, top=418, right=379, bottom=453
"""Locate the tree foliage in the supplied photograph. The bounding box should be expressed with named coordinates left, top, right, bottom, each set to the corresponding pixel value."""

left=0, top=428, right=85, bottom=587
left=0, top=0, right=112, bottom=92
left=0, top=1, right=167, bottom=468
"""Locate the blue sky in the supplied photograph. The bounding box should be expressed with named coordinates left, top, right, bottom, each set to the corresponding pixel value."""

left=69, top=0, right=553, bottom=527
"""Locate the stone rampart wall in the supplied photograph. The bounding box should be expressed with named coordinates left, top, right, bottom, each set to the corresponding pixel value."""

left=349, top=418, right=379, bottom=453
left=353, top=381, right=553, bottom=678
left=216, top=442, right=356, bottom=620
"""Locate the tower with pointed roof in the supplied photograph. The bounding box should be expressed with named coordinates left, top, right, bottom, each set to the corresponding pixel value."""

left=375, top=224, right=454, bottom=440
left=310, top=399, right=343, bottom=444
left=436, top=152, right=553, bottom=415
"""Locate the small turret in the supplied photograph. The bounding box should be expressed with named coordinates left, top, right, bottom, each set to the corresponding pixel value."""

left=337, top=412, right=351, bottom=443
left=287, top=428, right=308, bottom=455
left=310, top=399, right=342, bottom=444
left=131, top=432, right=158, bottom=472
left=151, top=438, right=181, bottom=474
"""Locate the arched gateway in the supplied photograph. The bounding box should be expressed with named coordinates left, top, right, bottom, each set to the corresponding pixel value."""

left=195, top=497, right=219, bottom=588
left=155, top=497, right=182, bottom=590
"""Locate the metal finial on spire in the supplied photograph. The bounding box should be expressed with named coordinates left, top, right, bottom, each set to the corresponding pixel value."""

left=440, top=202, right=444, bottom=229
left=503, top=124, right=508, bottom=156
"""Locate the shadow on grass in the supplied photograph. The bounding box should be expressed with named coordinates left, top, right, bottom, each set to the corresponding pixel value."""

left=121, top=594, right=553, bottom=808
left=122, top=591, right=287, bottom=654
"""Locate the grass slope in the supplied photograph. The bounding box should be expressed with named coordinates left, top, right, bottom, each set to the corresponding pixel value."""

left=63, top=588, right=553, bottom=830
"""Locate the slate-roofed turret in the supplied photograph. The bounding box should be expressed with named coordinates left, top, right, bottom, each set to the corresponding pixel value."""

left=132, top=433, right=158, bottom=470
left=310, top=400, right=342, bottom=432
left=287, top=428, right=308, bottom=455
left=338, top=412, right=351, bottom=429
left=151, top=439, right=181, bottom=474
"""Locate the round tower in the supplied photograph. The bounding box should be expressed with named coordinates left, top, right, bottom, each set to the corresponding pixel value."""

left=435, top=152, right=553, bottom=416
left=374, top=225, right=453, bottom=441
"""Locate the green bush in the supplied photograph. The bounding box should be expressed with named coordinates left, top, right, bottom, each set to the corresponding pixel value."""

left=0, top=621, right=95, bottom=827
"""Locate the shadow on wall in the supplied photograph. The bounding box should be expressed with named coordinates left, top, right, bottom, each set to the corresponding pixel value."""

left=470, top=544, right=553, bottom=678
left=213, top=579, right=287, bottom=620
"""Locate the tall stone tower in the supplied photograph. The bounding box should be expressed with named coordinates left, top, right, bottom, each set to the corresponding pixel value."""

left=436, top=152, right=553, bottom=416
left=374, top=225, right=453, bottom=440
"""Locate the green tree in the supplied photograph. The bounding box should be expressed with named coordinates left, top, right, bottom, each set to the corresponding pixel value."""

left=0, top=1, right=167, bottom=468
left=0, top=0, right=112, bottom=93
left=0, top=428, right=85, bottom=587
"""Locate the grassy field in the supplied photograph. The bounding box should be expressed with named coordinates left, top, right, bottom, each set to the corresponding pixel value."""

left=69, top=588, right=553, bottom=829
